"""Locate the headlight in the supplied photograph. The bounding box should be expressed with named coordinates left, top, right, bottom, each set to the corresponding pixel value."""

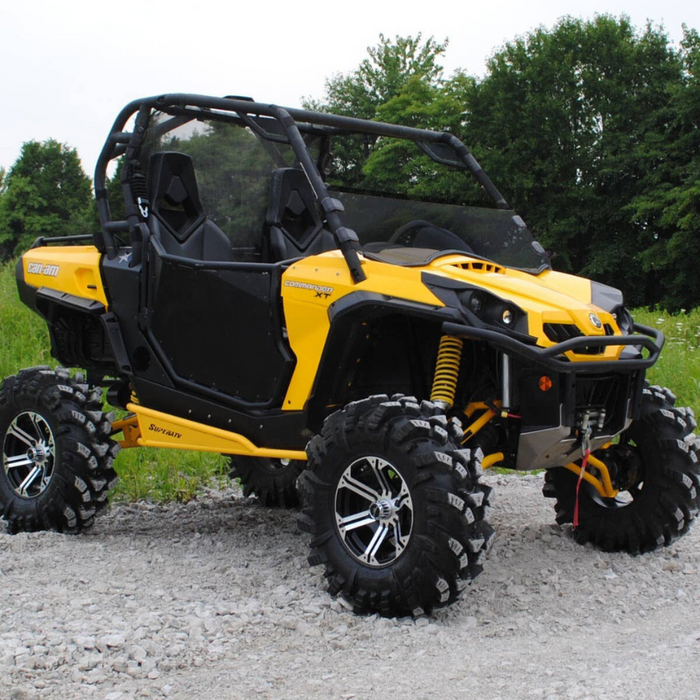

left=459, top=289, right=526, bottom=332
left=467, top=292, right=484, bottom=316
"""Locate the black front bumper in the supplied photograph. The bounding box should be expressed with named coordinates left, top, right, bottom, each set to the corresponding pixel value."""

left=443, top=321, right=664, bottom=469
left=442, top=321, right=664, bottom=374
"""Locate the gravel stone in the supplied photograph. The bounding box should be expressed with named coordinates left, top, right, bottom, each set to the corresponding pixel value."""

left=1, top=474, right=699, bottom=698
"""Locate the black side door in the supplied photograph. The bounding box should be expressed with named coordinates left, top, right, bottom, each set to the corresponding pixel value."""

left=145, top=239, right=295, bottom=409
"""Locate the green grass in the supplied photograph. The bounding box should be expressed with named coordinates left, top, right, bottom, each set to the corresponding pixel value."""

left=632, top=308, right=700, bottom=413
left=111, top=447, right=228, bottom=503
left=2, top=260, right=699, bottom=501
left=0, top=261, right=53, bottom=379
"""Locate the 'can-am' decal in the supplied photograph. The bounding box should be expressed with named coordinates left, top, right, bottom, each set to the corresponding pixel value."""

left=27, top=263, right=60, bottom=277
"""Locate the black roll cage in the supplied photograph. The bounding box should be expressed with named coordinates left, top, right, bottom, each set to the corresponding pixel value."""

left=94, top=93, right=511, bottom=284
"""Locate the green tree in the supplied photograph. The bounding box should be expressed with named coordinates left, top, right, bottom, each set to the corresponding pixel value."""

left=464, top=16, right=684, bottom=306
left=104, top=158, right=126, bottom=222
left=307, top=33, right=448, bottom=118
left=628, top=27, right=700, bottom=310
left=0, top=168, right=7, bottom=250
left=362, top=73, right=485, bottom=204
left=0, top=140, right=94, bottom=258
left=307, top=34, right=449, bottom=188
left=310, top=23, right=698, bottom=309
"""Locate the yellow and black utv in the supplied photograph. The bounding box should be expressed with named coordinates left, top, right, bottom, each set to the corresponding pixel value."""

left=2, top=94, right=699, bottom=616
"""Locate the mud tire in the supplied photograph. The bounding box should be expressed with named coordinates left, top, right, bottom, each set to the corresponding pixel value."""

left=298, top=394, right=494, bottom=617
left=543, top=385, right=700, bottom=553
left=0, top=367, right=120, bottom=534
left=229, top=456, right=303, bottom=508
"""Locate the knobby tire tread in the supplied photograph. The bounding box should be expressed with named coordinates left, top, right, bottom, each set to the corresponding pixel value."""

left=543, top=385, right=700, bottom=553
left=298, top=394, right=494, bottom=617
left=0, top=367, right=120, bottom=534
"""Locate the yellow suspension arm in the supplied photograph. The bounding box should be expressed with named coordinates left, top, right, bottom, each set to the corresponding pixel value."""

left=564, top=453, right=618, bottom=498
left=112, top=415, right=141, bottom=449
left=482, top=452, right=505, bottom=469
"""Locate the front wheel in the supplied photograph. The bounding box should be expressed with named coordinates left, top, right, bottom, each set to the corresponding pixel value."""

left=298, top=395, right=494, bottom=617
left=543, top=385, right=700, bottom=553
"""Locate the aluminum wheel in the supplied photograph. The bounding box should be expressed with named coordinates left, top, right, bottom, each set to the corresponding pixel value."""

left=3, top=411, right=56, bottom=499
left=334, top=455, right=413, bottom=567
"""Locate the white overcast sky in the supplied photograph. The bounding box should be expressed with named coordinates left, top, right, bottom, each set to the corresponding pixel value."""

left=1, top=0, right=697, bottom=178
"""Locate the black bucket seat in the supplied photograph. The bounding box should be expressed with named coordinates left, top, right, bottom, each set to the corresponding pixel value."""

left=263, top=168, right=336, bottom=262
left=147, top=152, right=233, bottom=261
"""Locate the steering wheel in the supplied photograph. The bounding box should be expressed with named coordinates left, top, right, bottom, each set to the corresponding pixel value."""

left=388, top=220, right=435, bottom=245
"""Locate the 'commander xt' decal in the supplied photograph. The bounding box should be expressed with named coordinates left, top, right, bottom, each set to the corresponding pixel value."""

left=284, top=280, right=334, bottom=298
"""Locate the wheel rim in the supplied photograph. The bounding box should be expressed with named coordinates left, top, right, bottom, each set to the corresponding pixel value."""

left=589, top=442, right=644, bottom=509
left=3, top=412, right=56, bottom=499
left=334, top=456, right=413, bottom=568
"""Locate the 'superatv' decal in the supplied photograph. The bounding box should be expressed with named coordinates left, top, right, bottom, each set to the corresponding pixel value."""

left=148, top=423, right=182, bottom=439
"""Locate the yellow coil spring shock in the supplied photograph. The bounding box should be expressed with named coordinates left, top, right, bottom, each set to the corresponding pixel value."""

left=430, top=335, right=464, bottom=409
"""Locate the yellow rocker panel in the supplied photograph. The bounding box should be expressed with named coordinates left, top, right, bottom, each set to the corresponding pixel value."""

left=118, top=404, right=307, bottom=460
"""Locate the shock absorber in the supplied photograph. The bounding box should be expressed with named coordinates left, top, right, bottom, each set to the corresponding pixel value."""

left=430, top=335, right=463, bottom=410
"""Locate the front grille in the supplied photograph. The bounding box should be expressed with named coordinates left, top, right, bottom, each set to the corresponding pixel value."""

left=574, top=375, right=626, bottom=432
left=575, top=375, right=621, bottom=410
left=544, top=323, right=581, bottom=343
left=543, top=323, right=604, bottom=355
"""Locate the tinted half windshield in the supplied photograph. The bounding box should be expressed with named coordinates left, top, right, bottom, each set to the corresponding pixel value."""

left=323, top=133, right=549, bottom=272
left=332, top=190, right=550, bottom=272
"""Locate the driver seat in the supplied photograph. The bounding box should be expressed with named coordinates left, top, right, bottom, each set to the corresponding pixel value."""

left=263, top=168, right=336, bottom=262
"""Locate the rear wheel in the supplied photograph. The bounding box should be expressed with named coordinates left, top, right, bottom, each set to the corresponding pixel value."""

left=543, top=385, right=700, bottom=553
left=298, top=395, right=494, bottom=617
left=229, top=456, right=303, bottom=508
left=0, top=367, right=120, bottom=534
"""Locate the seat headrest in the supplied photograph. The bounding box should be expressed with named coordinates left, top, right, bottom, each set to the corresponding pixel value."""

left=266, top=168, right=321, bottom=245
left=147, top=152, right=204, bottom=241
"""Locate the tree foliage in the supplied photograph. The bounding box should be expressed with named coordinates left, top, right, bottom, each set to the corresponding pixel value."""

left=464, top=16, right=689, bottom=308
left=626, top=27, right=700, bottom=310
left=307, top=34, right=450, bottom=188
left=307, top=33, right=448, bottom=118
left=0, top=140, right=94, bottom=258
left=2, top=21, right=698, bottom=311
left=361, top=74, right=483, bottom=204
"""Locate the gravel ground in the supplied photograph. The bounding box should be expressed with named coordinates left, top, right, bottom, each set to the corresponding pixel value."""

left=2, top=472, right=700, bottom=700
